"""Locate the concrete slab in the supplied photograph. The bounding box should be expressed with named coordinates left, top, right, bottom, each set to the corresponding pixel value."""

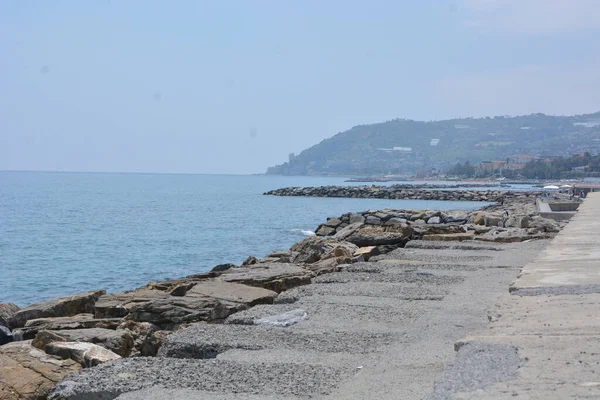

left=426, top=194, right=600, bottom=399
left=512, top=193, right=600, bottom=291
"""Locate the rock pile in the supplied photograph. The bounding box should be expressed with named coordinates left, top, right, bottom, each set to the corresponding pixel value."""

left=314, top=202, right=563, bottom=245
left=265, top=185, right=542, bottom=202
left=1, top=232, right=400, bottom=398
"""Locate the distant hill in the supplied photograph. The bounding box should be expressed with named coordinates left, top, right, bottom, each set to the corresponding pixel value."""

left=266, top=112, right=600, bottom=176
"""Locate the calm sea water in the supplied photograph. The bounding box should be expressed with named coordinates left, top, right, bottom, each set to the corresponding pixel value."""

left=1, top=172, right=489, bottom=306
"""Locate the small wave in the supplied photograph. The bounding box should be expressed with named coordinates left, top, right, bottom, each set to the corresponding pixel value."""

left=291, top=229, right=315, bottom=236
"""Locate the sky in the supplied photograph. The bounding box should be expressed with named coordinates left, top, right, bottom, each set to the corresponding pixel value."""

left=1, top=0, right=600, bottom=174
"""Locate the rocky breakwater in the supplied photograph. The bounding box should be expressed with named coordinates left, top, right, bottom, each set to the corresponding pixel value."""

left=1, top=229, right=403, bottom=399
left=314, top=196, right=564, bottom=250
left=265, top=185, right=542, bottom=202
left=0, top=193, right=565, bottom=399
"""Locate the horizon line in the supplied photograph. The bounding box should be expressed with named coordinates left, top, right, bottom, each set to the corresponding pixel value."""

left=0, top=169, right=267, bottom=177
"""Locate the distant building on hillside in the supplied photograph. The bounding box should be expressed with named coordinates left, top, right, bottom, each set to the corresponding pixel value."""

left=430, top=139, right=440, bottom=146
left=288, top=153, right=295, bottom=162
left=478, top=160, right=510, bottom=174
left=479, top=161, right=494, bottom=173
left=377, top=147, right=412, bottom=153
left=512, top=154, right=536, bottom=165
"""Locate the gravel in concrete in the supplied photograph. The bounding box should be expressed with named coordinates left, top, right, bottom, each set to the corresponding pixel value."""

left=314, top=271, right=465, bottom=286
left=425, top=342, right=520, bottom=400
left=511, top=284, right=600, bottom=296
left=405, top=241, right=507, bottom=251
left=50, top=357, right=352, bottom=400
left=116, top=387, right=299, bottom=400
left=158, top=323, right=396, bottom=358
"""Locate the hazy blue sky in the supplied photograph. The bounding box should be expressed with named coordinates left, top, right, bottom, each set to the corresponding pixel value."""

left=2, top=0, right=599, bottom=174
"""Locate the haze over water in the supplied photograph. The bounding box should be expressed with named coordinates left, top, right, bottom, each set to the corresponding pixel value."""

left=0, top=171, right=491, bottom=306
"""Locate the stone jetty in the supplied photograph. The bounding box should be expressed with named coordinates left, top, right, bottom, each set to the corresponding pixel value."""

left=265, top=185, right=542, bottom=202
left=0, top=192, right=571, bottom=399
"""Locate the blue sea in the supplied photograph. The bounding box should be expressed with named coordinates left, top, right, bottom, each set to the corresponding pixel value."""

left=1, top=172, right=489, bottom=307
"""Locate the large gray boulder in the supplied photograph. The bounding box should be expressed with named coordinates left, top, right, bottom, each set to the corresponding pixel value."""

left=11, top=290, right=106, bottom=328
left=315, top=224, right=336, bottom=236
left=185, top=280, right=278, bottom=307
left=333, top=222, right=364, bottom=241
left=343, top=224, right=413, bottom=247
left=0, top=303, right=20, bottom=328
left=289, top=236, right=358, bottom=265
left=349, top=213, right=365, bottom=224
left=33, top=328, right=135, bottom=357
left=124, top=297, right=231, bottom=328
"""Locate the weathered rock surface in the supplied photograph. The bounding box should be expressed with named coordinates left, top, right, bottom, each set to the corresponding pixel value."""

left=43, top=341, right=121, bottom=367
left=116, top=320, right=169, bottom=357
left=0, top=303, right=20, bottom=328
left=94, top=289, right=170, bottom=319
left=11, top=290, right=106, bottom=328
left=185, top=280, right=278, bottom=307
left=289, top=236, right=357, bottom=264
left=0, top=341, right=81, bottom=399
left=33, top=328, right=135, bottom=357
left=315, top=224, right=336, bottom=236
left=344, top=224, right=413, bottom=247
left=220, top=263, right=315, bottom=293
left=20, top=313, right=122, bottom=339
left=353, top=246, right=378, bottom=261
left=124, top=297, right=231, bottom=328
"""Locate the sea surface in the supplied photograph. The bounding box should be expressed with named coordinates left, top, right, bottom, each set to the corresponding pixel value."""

left=1, top=172, right=491, bottom=306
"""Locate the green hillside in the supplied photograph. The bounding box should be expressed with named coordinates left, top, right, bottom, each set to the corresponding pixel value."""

left=266, top=112, right=600, bottom=176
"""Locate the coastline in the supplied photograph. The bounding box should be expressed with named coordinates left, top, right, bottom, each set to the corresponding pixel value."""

left=0, top=190, right=567, bottom=399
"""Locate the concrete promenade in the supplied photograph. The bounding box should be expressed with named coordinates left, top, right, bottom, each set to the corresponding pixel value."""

left=432, top=192, right=600, bottom=399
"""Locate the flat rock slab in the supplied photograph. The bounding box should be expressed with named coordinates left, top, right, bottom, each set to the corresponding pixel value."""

left=125, top=297, right=231, bottom=327
left=45, top=341, right=121, bottom=367
left=158, top=323, right=395, bottom=359
left=220, top=263, right=314, bottom=293
left=343, top=225, right=413, bottom=247
left=21, top=313, right=122, bottom=339
left=33, top=328, right=134, bottom=357
left=185, top=280, right=278, bottom=307
left=49, top=357, right=353, bottom=399
left=95, top=290, right=233, bottom=327
left=94, top=290, right=170, bottom=319
left=0, top=341, right=81, bottom=400
left=11, top=289, right=106, bottom=328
